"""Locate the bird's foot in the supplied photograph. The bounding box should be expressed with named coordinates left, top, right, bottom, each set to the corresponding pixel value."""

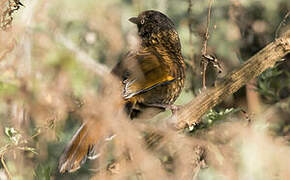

left=166, top=104, right=180, bottom=116
left=143, top=103, right=180, bottom=115
left=143, top=103, right=181, bottom=128
left=166, top=105, right=180, bottom=128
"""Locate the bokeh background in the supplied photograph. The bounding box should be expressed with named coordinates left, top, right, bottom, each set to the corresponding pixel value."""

left=0, top=0, right=289, bottom=179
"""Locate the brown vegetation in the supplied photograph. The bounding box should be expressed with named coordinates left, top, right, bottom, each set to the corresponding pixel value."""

left=0, top=0, right=289, bottom=179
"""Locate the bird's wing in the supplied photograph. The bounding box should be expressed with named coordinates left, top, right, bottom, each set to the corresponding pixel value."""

left=112, top=48, right=176, bottom=99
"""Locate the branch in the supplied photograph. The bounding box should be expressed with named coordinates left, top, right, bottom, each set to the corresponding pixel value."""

left=176, top=30, right=290, bottom=129
left=201, top=0, right=214, bottom=89
left=56, top=33, right=110, bottom=76
left=1, top=154, right=12, bottom=180
left=201, top=0, right=214, bottom=55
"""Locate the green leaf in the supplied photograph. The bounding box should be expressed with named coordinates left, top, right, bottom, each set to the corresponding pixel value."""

left=34, top=164, right=52, bottom=180
left=4, top=127, right=22, bottom=145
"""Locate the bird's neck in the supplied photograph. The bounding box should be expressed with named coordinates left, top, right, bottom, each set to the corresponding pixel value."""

left=140, top=30, right=185, bottom=79
left=141, top=30, right=182, bottom=55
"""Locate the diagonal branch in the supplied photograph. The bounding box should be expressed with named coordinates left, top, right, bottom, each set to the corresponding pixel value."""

left=56, top=33, right=111, bottom=76
left=176, top=30, right=290, bottom=129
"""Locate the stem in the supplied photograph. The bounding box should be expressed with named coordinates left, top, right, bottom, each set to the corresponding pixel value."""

left=1, top=154, right=12, bottom=180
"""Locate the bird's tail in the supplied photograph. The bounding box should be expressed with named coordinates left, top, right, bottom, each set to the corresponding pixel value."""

left=58, top=121, right=103, bottom=173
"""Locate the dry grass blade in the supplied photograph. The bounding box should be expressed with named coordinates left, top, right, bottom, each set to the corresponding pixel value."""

left=1, top=154, right=12, bottom=180
left=0, top=0, right=289, bottom=179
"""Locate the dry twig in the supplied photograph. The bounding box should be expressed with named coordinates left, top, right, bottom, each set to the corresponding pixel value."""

left=200, top=0, right=215, bottom=89
left=201, top=0, right=214, bottom=56
left=1, top=154, right=12, bottom=180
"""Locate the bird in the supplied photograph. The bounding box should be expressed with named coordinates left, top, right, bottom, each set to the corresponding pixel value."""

left=58, top=10, right=186, bottom=173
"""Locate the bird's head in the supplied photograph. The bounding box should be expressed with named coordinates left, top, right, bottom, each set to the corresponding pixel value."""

left=129, top=10, right=176, bottom=39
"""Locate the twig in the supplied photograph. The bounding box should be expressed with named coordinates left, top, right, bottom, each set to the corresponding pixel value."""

left=275, top=11, right=290, bottom=39
left=201, top=0, right=214, bottom=55
left=240, top=109, right=251, bottom=125
left=56, top=33, right=111, bottom=77
left=201, top=0, right=214, bottom=89
left=176, top=30, right=290, bottom=129
left=188, top=0, right=194, bottom=47
left=30, top=118, right=55, bottom=139
left=1, top=154, right=12, bottom=180
left=187, top=0, right=197, bottom=74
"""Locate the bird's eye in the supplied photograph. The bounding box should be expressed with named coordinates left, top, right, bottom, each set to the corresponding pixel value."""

left=140, top=19, right=145, bottom=24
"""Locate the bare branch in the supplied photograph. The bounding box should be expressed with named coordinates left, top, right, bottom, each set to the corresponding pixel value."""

left=176, top=30, right=290, bottom=129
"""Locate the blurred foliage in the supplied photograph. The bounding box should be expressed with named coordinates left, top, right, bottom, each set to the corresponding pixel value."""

left=190, top=108, right=240, bottom=131
left=0, top=81, right=18, bottom=96
left=0, top=0, right=289, bottom=179
left=257, top=61, right=290, bottom=103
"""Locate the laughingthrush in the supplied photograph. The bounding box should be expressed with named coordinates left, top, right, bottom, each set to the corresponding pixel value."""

left=58, top=10, right=186, bottom=173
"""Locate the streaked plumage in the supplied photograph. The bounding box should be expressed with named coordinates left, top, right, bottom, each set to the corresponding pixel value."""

left=58, top=10, right=185, bottom=173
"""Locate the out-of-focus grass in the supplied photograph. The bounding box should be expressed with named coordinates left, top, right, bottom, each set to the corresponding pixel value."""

left=0, top=0, right=289, bottom=179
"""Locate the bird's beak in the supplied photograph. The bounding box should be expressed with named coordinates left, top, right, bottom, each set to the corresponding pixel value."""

left=129, top=17, right=139, bottom=24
